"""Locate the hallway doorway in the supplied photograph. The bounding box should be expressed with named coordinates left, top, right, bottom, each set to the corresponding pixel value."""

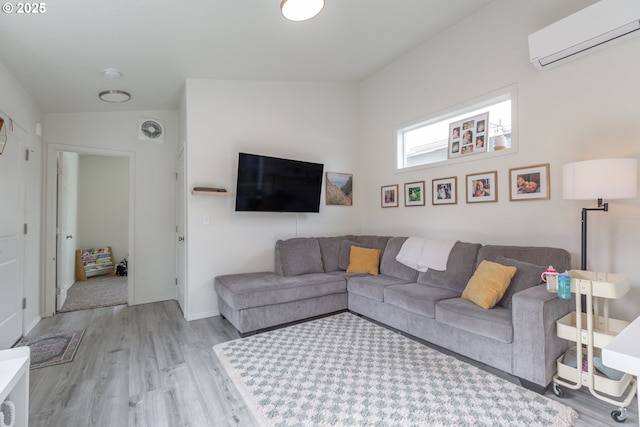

left=45, top=145, right=134, bottom=316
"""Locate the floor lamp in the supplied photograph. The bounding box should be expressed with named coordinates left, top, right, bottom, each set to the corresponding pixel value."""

left=562, top=158, right=638, bottom=308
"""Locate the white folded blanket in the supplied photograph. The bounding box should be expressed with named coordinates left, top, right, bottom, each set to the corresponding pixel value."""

left=395, top=237, right=457, bottom=272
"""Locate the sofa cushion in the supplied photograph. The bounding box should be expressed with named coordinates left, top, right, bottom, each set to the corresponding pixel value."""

left=477, top=245, right=570, bottom=273
left=436, top=298, right=514, bottom=343
left=338, top=240, right=372, bottom=270
left=416, top=242, right=481, bottom=292
left=214, top=272, right=346, bottom=310
left=380, top=237, right=419, bottom=282
left=347, top=246, right=381, bottom=275
left=495, top=256, right=546, bottom=309
left=317, top=235, right=356, bottom=272
left=326, top=270, right=370, bottom=279
left=347, top=275, right=412, bottom=302
left=384, top=283, right=459, bottom=318
left=275, top=238, right=324, bottom=276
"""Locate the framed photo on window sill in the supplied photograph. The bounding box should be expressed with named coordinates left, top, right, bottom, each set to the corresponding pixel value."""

left=448, top=112, right=489, bottom=159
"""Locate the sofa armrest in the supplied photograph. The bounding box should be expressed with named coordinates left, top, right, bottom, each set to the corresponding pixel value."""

left=512, top=284, right=573, bottom=388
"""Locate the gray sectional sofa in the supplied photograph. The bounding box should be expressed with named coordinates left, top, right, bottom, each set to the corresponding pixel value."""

left=214, top=235, right=573, bottom=391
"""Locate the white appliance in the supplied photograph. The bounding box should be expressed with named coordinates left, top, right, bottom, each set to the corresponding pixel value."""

left=528, top=0, right=640, bottom=71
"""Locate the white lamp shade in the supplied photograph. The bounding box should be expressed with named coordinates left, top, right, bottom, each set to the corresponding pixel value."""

left=281, top=0, right=324, bottom=21
left=563, top=158, right=638, bottom=200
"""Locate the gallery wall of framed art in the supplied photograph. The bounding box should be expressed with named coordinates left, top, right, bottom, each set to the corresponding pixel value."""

left=379, top=164, right=550, bottom=209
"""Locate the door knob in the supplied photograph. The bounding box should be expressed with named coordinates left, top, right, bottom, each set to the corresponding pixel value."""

left=66, top=235, right=73, bottom=239
left=178, top=236, right=184, bottom=241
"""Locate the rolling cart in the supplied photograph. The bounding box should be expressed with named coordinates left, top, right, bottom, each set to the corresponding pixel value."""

left=552, top=270, right=637, bottom=423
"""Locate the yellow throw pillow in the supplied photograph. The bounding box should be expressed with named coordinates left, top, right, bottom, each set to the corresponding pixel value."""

left=346, top=246, right=381, bottom=275
left=462, top=260, right=517, bottom=309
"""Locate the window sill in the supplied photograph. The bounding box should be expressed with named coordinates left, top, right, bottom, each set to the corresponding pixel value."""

left=395, top=146, right=517, bottom=174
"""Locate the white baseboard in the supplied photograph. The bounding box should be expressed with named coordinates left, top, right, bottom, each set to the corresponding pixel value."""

left=185, top=310, right=220, bottom=322
left=25, top=315, right=42, bottom=335
left=130, top=295, right=177, bottom=306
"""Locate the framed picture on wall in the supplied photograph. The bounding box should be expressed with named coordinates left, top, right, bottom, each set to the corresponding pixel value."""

left=381, top=184, right=399, bottom=208
left=466, top=171, right=497, bottom=203
left=325, top=172, right=353, bottom=206
left=448, top=112, right=489, bottom=159
left=509, top=164, right=550, bottom=201
left=404, top=181, right=425, bottom=206
left=0, top=117, right=6, bottom=155
left=432, top=177, right=457, bottom=205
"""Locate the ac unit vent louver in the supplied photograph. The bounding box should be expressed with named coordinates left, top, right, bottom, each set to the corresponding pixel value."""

left=528, top=0, right=640, bottom=71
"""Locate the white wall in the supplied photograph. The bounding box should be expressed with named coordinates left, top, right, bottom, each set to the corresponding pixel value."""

left=77, top=155, right=129, bottom=263
left=0, top=61, right=44, bottom=338
left=359, top=0, right=640, bottom=321
left=44, top=111, right=178, bottom=307
left=183, top=80, right=361, bottom=319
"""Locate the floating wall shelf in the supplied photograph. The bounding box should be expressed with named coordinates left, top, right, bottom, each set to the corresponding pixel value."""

left=192, top=190, right=230, bottom=196
left=192, top=187, right=230, bottom=196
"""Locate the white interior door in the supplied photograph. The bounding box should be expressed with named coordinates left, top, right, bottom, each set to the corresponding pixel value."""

left=0, top=119, right=23, bottom=348
left=0, top=238, right=19, bottom=348
left=22, top=136, right=40, bottom=333
left=176, top=150, right=187, bottom=316
left=55, top=152, right=77, bottom=310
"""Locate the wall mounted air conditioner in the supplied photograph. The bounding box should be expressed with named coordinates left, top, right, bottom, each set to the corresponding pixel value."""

left=528, top=0, right=640, bottom=71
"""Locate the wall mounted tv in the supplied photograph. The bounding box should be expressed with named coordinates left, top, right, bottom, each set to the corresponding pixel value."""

left=235, top=152, right=324, bottom=213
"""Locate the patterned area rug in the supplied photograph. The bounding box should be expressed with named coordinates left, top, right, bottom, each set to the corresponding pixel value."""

left=59, top=274, right=127, bottom=312
left=14, top=329, right=85, bottom=369
left=214, top=313, right=578, bottom=427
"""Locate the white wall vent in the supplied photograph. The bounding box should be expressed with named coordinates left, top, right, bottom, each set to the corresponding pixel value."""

left=528, top=0, right=640, bottom=71
left=138, top=118, right=165, bottom=142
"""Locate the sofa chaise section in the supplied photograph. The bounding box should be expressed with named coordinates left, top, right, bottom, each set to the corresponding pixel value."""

left=214, top=235, right=393, bottom=335
left=215, top=272, right=347, bottom=335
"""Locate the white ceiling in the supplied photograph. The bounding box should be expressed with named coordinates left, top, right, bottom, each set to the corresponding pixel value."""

left=0, top=0, right=496, bottom=113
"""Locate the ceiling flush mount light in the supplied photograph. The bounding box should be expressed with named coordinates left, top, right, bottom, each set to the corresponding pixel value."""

left=99, top=90, right=131, bottom=103
left=281, top=0, right=324, bottom=21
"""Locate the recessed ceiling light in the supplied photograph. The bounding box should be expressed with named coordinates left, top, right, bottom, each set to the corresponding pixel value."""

left=99, top=90, right=131, bottom=103
left=281, top=0, right=324, bottom=21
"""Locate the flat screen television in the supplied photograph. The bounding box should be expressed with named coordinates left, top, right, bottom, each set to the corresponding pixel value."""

left=235, top=152, right=324, bottom=213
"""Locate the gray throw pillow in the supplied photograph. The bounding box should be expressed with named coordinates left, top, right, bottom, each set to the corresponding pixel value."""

left=379, top=237, right=419, bottom=281
left=416, top=242, right=481, bottom=292
left=338, top=240, right=372, bottom=271
left=495, top=255, right=546, bottom=309
left=275, top=238, right=324, bottom=276
left=317, top=235, right=356, bottom=272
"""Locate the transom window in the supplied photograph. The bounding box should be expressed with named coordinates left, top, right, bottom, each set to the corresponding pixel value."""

left=397, top=88, right=515, bottom=170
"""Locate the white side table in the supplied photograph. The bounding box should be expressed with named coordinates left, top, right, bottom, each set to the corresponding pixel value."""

left=0, top=346, right=30, bottom=427
left=603, top=315, right=640, bottom=425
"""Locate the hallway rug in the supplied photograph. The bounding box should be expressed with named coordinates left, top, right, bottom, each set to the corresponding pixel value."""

left=214, top=313, right=577, bottom=427
left=14, top=329, right=85, bottom=369
left=59, top=274, right=127, bottom=312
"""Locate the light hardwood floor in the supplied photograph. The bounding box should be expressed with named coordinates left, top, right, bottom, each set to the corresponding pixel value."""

left=27, top=301, right=636, bottom=426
